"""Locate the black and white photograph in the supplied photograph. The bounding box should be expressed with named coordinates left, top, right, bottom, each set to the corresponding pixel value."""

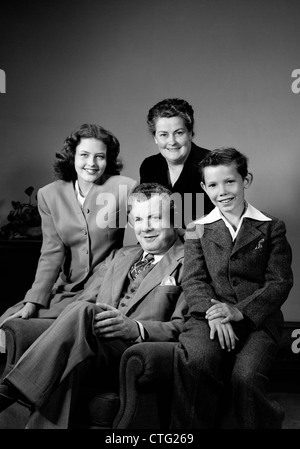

left=0, top=0, right=299, bottom=438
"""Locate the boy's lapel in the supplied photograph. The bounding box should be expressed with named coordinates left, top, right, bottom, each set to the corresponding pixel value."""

left=232, top=219, right=266, bottom=255
left=204, top=219, right=266, bottom=255
left=205, top=221, right=233, bottom=248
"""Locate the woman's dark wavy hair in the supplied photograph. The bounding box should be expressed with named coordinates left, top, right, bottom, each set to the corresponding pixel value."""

left=54, top=123, right=123, bottom=181
left=147, top=98, right=195, bottom=137
left=199, top=147, right=250, bottom=183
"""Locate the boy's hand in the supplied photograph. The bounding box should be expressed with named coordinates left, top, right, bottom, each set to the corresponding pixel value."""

left=93, top=303, right=139, bottom=341
left=206, top=299, right=243, bottom=323
left=208, top=318, right=239, bottom=351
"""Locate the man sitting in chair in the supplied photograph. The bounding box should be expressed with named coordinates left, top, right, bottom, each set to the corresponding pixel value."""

left=0, top=183, right=187, bottom=428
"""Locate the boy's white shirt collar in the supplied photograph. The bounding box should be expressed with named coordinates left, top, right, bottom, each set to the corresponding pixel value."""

left=195, top=202, right=271, bottom=241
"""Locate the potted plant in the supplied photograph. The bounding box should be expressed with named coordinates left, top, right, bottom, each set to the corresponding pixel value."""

left=1, top=186, right=42, bottom=240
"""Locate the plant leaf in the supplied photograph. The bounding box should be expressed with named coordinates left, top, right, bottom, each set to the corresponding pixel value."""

left=25, top=186, right=34, bottom=197
left=11, top=201, right=21, bottom=209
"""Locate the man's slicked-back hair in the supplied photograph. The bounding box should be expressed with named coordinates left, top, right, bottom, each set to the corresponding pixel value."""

left=129, top=182, right=172, bottom=199
left=128, top=183, right=176, bottom=224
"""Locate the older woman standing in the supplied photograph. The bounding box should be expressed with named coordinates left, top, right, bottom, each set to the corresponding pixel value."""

left=0, top=123, right=136, bottom=327
left=140, top=98, right=213, bottom=228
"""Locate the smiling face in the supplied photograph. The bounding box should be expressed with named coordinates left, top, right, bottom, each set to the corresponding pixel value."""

left=131, top=195, right=177, bottom=255
left=74, top=138, right=107, bottom=190
left=154, top=116, right=193, bottom=165
left=201, top=163, right=252, bottom=219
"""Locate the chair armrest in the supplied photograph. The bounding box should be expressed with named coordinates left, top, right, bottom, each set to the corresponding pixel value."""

left=127, top=342, right=177, bottom=387
left=1, top=318, right=54, bottom=376
left=113, top=342, right=176, bottom=428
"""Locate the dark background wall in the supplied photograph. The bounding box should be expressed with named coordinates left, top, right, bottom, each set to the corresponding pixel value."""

left=0, top=0, right=299, bottom=321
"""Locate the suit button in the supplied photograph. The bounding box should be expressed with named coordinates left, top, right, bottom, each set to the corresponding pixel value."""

left=125, top=295, right=130, bottom=299
left=82, top=229, right=87, bottom=235
left=232, top=280, right=238, bottom=287
left=86, top=208, right=90, bottom=214
left=120, top=303, right=126, bottom=307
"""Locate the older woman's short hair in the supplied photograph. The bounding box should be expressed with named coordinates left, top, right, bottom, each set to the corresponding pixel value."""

left=147, top=98, right=195, bottom=137
left=54, top=123, right=123, bottom=181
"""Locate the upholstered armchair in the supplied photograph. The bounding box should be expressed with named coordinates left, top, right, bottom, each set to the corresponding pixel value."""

left=0, top=318, right=176, bottom=429
left=1, top=318, right=294, bottom=429
left=89, top=341, right=176, bottom=429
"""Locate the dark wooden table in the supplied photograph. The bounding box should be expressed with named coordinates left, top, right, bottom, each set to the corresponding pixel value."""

left=0, top=239, right=42, bottom=316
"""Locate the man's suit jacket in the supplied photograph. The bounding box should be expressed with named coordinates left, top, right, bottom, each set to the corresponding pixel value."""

left=75, top=236, right=187, bottom=341
left=183, top=215, right=293, bottom=343
left=140, top=142, right=213, bottom=224
left=0, top=175, right=137, bottom=323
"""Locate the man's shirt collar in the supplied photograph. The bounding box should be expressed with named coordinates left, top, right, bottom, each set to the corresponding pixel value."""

left=142, top=252, right=163, bottom=264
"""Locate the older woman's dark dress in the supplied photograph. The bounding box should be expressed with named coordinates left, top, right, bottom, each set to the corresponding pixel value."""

left=140, top=142, right=213, bottom=227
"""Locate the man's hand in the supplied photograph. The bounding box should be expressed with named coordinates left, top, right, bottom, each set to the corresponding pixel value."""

left=208, top=318, right=239, bottom=351
left=94, top=303, right=140, bottom=340
left=0, top=302, right=37, bottom=328
left=206, top=299, right=243, bottom=323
